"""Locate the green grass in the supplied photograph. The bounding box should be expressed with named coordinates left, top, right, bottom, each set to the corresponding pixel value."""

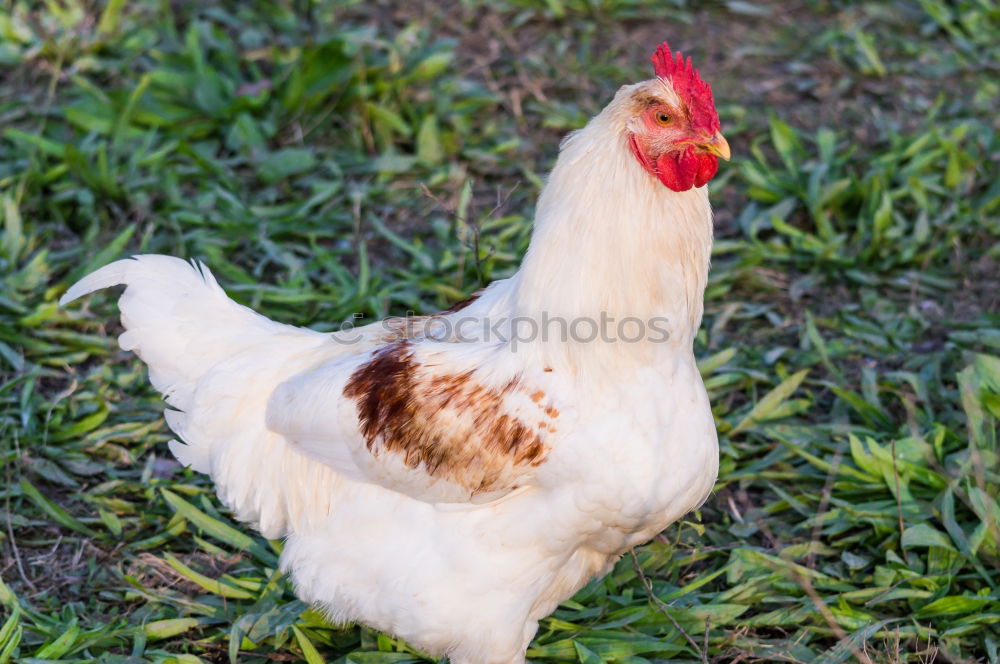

left=1, top=0, right=998, bottom=662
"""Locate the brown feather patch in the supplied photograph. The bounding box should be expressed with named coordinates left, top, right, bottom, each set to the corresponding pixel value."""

left=343, top=342, right=549, bottom=494
left=441, top=290, right=481, bottom=314
left=377, top=291, right=483, bottom=344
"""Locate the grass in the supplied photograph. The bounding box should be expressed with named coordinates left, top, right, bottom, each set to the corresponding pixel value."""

left=1, top=0, right=998, bottom=662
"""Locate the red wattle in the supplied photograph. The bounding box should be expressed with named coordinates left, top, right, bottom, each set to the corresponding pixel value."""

left=694, top=154, right=718, bottom=187
left=655, top=147, right=698, bottom=192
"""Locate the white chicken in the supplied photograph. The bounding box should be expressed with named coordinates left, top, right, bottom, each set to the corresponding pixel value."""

left=62, top=42, right=729, bottom=664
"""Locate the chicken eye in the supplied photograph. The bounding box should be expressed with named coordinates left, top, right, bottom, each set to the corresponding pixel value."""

left=655, top=112, right=671, bottom=126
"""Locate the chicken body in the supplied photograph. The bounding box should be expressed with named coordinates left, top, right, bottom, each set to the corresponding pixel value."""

left=62, top=67, right=722, bottom=664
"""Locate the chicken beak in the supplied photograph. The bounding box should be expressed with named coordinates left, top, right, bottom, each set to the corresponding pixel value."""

left=699, top=132, right=731, bottom=161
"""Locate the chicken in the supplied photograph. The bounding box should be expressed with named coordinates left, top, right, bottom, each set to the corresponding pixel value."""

left=61, top=41, right=729, bottom=664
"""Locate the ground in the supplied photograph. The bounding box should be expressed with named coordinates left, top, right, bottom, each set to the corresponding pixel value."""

left=1, top=0, right=998, bottom=662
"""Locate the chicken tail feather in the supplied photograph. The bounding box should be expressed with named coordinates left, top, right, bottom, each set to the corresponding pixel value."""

left=62, top=255, right=339, bottom=537
left=60, top=259, right=134, bottom=304
left=63, top=255, right=279, bottom=410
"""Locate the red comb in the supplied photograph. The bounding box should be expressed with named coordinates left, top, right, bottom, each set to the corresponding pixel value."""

left=651, top=41, right=720, bottom=134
